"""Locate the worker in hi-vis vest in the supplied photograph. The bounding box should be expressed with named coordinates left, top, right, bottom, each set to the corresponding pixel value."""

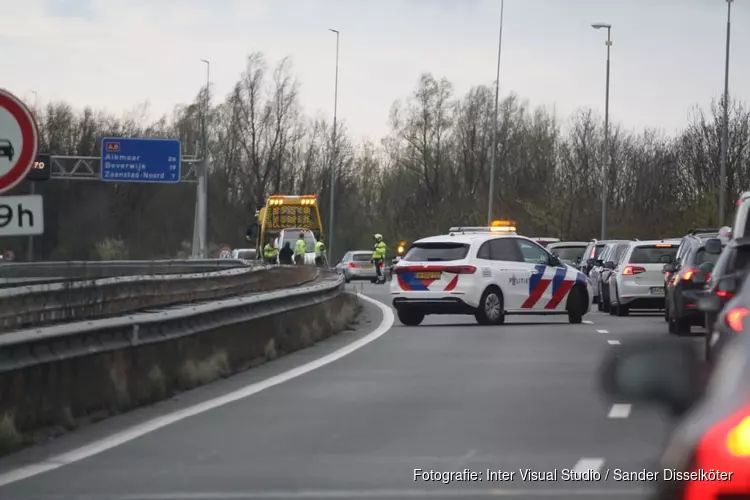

left=263, top=240, right=278, bottom=265
left=314, top=236, right=326, bottom=268
left=294, top=233, right=307, bottom=265
left=371, top=233, right=387, bottom=284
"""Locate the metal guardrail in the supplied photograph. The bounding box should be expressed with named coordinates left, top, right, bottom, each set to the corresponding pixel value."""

left=0, top=259, right=252, bottom=279
left=0, top=265, right=318, bottom=332
left=0, top=273, right=345, bottom=373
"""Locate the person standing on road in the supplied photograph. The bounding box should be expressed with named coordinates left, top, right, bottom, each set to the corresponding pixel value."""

left=294, top=233, right=307, bottom=265
left=315, top=236, right=327, bottom=268
left=372, top=234, right=387, bottom=284
left=279, top=242, right=293, bottom=265
left=263, top=240, right=278, bottom=265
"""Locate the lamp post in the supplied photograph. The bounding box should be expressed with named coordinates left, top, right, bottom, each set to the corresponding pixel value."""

left=592, top=22, right=612, bottom=240
left=191, top=59, right=210, bottom=258
left=328, top=28, right=339, bottom=264
left=719, top=0, right=733, bottom=226
left=486, top=0, right=504, bottom=226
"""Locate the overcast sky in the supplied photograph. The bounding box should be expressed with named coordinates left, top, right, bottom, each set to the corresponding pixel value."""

left=2, top=0, right=749, bottom=143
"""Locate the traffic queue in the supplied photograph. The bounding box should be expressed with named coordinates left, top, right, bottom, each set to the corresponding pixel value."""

left=595, top=191, right=750, bottom=500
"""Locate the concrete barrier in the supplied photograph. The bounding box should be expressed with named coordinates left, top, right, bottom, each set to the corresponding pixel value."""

left=0, top=265, right=318, bottom=333
left=0, top=277, right=360, bottom=454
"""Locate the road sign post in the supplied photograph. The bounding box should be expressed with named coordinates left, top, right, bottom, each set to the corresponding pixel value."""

left=100, top=137, right=181, bottom=183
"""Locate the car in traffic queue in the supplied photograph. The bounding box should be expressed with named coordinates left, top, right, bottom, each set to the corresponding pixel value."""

left=529, top=237, right=560, bottom=248
left=665, top=229, right=720, bottom=299
left=390, top=221, right=591, bottom=326
left=606, top=239, right=681, bottom=316
left=336, top=250, right=383, bottom=283
left=664, top=237, right=723, bottom=335
left=546, top=241, right=588, bottom=268
left=699, top=237, right=750, bottom=362
left=580, top=239, right=625, bottom=295
left=592, top=241, right=632, bottom=313
left=600, top=333, right=750, bottom=499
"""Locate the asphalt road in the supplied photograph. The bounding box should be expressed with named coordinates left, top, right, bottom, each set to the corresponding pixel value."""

left=0, top=282, right=703, bottom=499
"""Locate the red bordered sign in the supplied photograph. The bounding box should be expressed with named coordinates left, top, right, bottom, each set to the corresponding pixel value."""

left=0, top=89, right=40, bottom=195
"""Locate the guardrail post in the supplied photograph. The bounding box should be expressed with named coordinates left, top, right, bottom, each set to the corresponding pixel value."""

left=130, top=324, right=140, bottom=345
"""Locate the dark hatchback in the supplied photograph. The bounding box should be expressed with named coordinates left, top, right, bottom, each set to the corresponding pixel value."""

left=664, top=237, right=723, bottom=335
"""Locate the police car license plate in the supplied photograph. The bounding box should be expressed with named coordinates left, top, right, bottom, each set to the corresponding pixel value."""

left=650, top=287, right=664, bottom=295
left=416, top=271, right=441, bottom=280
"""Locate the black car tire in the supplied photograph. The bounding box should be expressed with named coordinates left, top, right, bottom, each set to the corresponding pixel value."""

left=475, top=287, right=505, bottom=325
left=668, top=313, right=690, bottom=335
left=398, top=308, right=425, bottom=326
left=601, top=286, right=611, bottom=312
left=566, top=286, right=585, bottom=324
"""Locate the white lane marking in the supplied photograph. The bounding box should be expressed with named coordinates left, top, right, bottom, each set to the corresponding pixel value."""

left=0, top=293, right=395, bottom=488
left=608, top=404, right=632, bottom=419
left=607, top=340, right=620, bottom=345
left=80, top=488, right=649, bottom=498
left=572, top=458, right=604, bottom=474
left=596, top=329, right=608, bottom=334
left=583, top=320, right=594, bottom=324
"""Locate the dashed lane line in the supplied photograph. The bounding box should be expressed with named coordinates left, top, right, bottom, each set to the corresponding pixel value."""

left=607, top=340, right=621, bottom=345
left=607, top=404, right=632, bottom=419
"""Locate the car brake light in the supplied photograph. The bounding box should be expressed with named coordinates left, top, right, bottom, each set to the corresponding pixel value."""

left=622, top=265, right=646, bottom=275
left=347, top=263, right=358, bottom=268
left=444, top=265, right=476, bottom=274
left=717, top=290, right=734, bottom=299
left=727, top=416, right=750, bottom=456
left=726, top=307, right=750, bottom=332
left=681, top=268, right=699, bottom=281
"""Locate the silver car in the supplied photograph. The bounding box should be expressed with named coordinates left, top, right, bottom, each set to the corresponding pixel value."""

left=336, top=251, right=380, bottom=283
left=547, top=241, right=588, bottom=267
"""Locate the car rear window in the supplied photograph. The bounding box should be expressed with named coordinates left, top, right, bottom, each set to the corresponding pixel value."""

left=352, top=253, right=371, bottom=262
left=629, top=245, right=678, bottom=264
left=693, top=248, right=720, bottom=266
left=551, top=246, right=586, bottom=261
left=403, top=242, right=470, bottom=262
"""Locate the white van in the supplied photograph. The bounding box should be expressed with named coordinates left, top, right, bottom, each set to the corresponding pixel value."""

left=275, top=228, right=317, bottom=265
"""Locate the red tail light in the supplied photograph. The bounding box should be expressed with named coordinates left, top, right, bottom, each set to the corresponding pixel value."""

left=726, top=307, right=750, bottom=332
left=681, top=268, right=699, bottom=281
left=392, top=265, right=476, bottom=275
left=347, top=263, right=358, bottom=268
left=717, top=289, right=734, bottom=299
left=622, top=265, right=646, bottom=275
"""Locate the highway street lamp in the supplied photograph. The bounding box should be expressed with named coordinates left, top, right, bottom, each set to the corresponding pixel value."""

left=719, top=0, right=733, bottom=226
left=328, top=28, right=339, bottom=264
left=486, top=0, right=504, bottom=226
left=192, top=59, right=210, bottom=258
left=592, top=22, right=612, bottom=240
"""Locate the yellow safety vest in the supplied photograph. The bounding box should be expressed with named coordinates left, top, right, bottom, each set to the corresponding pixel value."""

left=263, top=244, right=278, bottom=258
left=373, top=241, right=387, bottom=260
left=315, top=241, right=326, bottom=256
left=294, top=239, right=306, bottom=256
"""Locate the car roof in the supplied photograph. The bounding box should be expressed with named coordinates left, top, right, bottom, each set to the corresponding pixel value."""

left=548, top=241, right=588, bottom=247
left=415, top=233, right=533, bottom=245
left=350, top=250, right=371, bottom=254
left=630, top=239, right=682, bottom=247
left=0, top=139, right=11, bottom=144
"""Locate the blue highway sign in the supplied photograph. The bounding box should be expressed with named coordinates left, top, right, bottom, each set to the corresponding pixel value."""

left=100, top=137, right=181, bottom=183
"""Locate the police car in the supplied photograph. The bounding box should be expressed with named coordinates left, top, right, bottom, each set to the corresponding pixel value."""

left=390, top=221, right=591, bottom=326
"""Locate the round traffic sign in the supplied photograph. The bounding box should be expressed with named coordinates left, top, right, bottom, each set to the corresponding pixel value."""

left=217, top=246, right=232, bottom=258
left=0, top=89, right=39, bottom=195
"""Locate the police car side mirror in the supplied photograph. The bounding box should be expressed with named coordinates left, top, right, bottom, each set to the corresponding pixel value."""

left=549, top=255, right=562, bottom=267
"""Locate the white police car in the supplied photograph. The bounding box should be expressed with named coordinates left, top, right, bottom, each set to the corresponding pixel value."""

left=390, top=224, right=591, bottom=326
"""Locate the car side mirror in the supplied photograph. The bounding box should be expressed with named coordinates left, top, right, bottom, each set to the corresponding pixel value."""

left=603, top=261, right=615, bottom=270
left=697, top=294, right=722, bottom=313
left=705, top=238, right=723, bottom=255
left=550, top=255, right=563, bottom=267
left=599, top=339, right=704, bottom=417
left=663, top=263, right=677, bottom=273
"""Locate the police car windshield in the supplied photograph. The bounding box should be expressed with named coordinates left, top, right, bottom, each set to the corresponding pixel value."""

left=404, top=242, right=469, bottom=262
left=629, top=245, right=678, bottom=264
left=551, top=246, right=585, bottom=261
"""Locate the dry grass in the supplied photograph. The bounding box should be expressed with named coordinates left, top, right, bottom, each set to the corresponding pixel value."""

left=0, top=413, right=22, bottom=454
